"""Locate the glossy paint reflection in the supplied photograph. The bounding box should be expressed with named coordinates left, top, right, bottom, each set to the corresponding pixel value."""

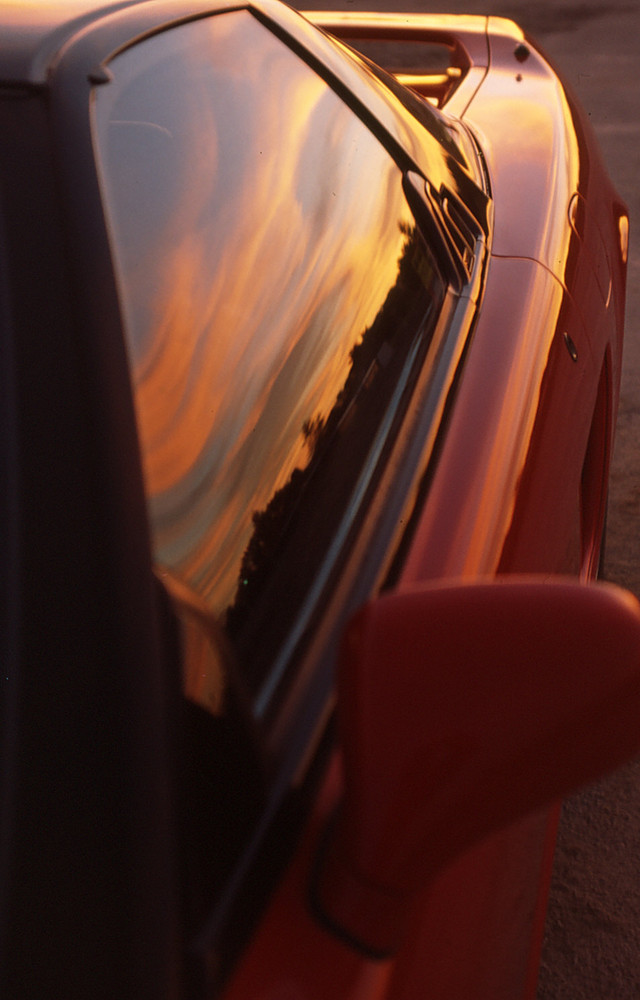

left=401, top=256, right=596, bottom=584
left=463, top=35, right=580, bottom=282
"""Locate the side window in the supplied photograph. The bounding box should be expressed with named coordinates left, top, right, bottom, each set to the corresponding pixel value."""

left=94, top=11, right=445, bottom=712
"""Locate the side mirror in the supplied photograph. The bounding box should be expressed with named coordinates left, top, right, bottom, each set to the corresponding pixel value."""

left=313, top=578, right=640, bottom=957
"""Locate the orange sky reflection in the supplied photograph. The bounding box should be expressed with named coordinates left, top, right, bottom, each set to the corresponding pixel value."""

left=96, top=10, right=413, bottom=614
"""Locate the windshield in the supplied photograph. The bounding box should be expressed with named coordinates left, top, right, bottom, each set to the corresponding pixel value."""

left=94, top=9, right=445, bottom=706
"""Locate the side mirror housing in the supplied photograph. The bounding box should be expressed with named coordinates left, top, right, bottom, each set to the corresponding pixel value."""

left=313, top=578, right=640, bottom=957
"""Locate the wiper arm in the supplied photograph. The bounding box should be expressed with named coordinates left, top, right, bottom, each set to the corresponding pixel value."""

left=402, top=170, right=470, bottom=293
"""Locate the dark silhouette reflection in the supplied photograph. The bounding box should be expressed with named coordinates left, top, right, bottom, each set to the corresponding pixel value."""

left=226, top=223, right=443, bottom=696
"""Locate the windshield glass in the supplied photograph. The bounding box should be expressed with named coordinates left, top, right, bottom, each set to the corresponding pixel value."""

left=94, top=10, right=445, bottom=705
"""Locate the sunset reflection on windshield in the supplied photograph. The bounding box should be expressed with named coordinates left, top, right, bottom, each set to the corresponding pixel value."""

left=96, top=10, right=444, bottom=690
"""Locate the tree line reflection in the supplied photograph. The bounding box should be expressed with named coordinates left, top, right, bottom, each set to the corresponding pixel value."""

left=225, top=222, right=444, bottom=696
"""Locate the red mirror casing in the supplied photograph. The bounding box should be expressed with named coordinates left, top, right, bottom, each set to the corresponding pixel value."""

left=315, top=579, right=640, bottom=957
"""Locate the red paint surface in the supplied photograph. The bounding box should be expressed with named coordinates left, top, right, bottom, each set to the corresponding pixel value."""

left=222, top=10, right=628, bottom=1000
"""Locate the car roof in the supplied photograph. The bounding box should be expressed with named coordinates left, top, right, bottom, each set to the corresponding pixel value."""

left=0, top=0, right=138, bottom=83
left=0, top=0, right=239, bottom=84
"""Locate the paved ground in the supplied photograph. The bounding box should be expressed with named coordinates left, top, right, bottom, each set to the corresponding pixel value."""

left=294, top=2, right=640, bottom=994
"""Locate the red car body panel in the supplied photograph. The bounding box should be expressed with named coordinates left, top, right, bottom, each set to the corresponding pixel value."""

left=222, top=11, right=628, bottom=1000
left=222, top=770, right=558, bottom=1000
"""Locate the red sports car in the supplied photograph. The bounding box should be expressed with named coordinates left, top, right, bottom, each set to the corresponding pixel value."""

left=1, top=2, right=638, bottom=998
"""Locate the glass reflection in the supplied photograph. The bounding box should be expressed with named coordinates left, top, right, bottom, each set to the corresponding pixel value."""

left=95, top=10, right=444, bottom=698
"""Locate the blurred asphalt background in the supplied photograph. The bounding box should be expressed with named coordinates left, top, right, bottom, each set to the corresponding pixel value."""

left=292, top=1, right=640, bottom=995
